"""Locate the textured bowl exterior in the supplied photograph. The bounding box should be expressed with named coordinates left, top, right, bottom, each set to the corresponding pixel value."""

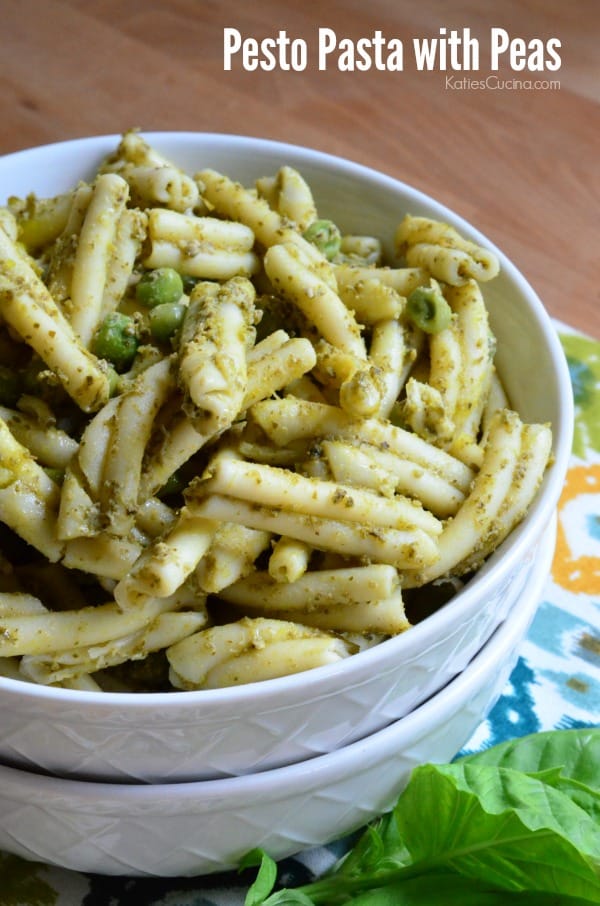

left=0, top=135, right=573, bottom=782
left=0, top=525, right=554, bottom=877
left=1, top=526, right=537, bottom=783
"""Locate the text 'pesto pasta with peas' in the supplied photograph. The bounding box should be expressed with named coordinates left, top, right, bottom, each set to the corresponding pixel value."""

left=0, top=131, right=552, bottom=692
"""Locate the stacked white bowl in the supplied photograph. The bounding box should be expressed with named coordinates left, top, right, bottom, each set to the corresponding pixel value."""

left=0, top=135, right=573, bottom=877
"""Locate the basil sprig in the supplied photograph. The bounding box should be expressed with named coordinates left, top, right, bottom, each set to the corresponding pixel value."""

left=244, top=728, right=600, bottom=905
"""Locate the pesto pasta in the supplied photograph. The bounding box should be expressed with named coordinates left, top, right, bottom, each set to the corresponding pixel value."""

left=0, top=131, right=552, bottom=692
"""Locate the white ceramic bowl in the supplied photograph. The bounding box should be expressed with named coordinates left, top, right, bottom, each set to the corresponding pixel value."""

left=0, top=134, right=573, bottom=783
left=0, top=520, right=554, bottom=877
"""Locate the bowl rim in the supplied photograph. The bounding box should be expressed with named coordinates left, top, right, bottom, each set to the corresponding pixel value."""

left=0, top=516, right=555, bottom=806
left=0, top=133, right=573, bottom=706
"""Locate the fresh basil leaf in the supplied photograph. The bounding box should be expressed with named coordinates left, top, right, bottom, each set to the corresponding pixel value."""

left=460, top=728, right=599, bottom=789
left=525, top=769, right=600, bottom=823
left=335, top=817, right=410, bottom=880
left=377, top=809, right=412, bottom=865
left=245, top=731, right=600, bottom=906
left=460, top=728, right=600, bottom=822
left=261, top=891, right=316, bottom=906
left=243, top=849, right=278, bottom=906
left=240, top=847, right=270, bottom=871
left=348, top=873, right=598, bottom=905
left=393, top=763, right=600, bottom=900
left=552, top=778, right=600, bottom=823
left=337, top=825, right=386, bottom=876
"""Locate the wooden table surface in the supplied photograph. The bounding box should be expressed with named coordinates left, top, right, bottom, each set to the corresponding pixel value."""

left=2, top=0, right=599, bottom=337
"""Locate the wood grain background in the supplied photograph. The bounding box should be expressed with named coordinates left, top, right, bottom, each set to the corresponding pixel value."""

left=2, top=0, right=598, bottom=336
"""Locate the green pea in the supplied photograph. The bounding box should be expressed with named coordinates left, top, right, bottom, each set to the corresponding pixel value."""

left=302, top=219, right=342, bottom=260
left=0, top=365, right=22, bottom=406
left=406, top=284, right=452, bottom=334
left=92, top=313, right=139, bottom=371
left=149, top=302, right=186, bottom=343
left=136, top=268, right=184, bottom=308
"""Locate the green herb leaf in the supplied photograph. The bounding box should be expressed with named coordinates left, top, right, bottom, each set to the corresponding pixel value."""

left=393, top=762, right=600, bottom=900
left=334, top=816, right=411, bottom=882
left=460, top=728, right=600, bottom=822
left=335, top=825, right=385, bottom=877
left=246, top=730, right=600, bottom=906
left=261, top=891, right=316, bottom=906
left=460, top=728, right=599, bottom=785
left=348, top=873, right=598, bottom=905
left=243, top=849, right=278, bottom=906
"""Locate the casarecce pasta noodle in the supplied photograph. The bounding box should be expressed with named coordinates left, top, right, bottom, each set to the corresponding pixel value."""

left=0, top=130, right=552, bottom=691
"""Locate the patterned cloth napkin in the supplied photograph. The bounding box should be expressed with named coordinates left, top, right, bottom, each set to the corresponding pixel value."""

left=1, top=327, right=598, bottom=906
